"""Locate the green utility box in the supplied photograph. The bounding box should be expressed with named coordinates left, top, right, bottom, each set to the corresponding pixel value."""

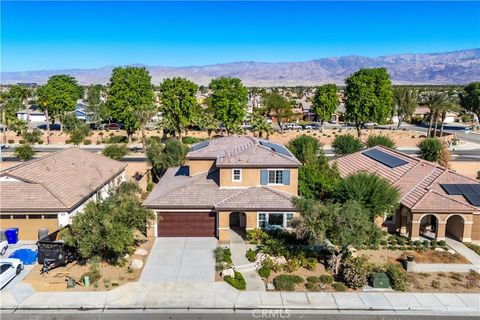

left=370, top=273, right=390, bottom=288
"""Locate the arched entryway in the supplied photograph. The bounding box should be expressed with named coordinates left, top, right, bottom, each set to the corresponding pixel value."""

left=419, top=214, right=438, bottom=239
left=446, top=214, right=465, bottom=241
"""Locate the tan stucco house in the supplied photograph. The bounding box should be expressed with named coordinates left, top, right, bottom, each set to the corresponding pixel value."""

left=0, top=148, right=126, bottom=240
left=335, top=146, right=480, bottom=243
left=144, top=136, right=301, bottom=242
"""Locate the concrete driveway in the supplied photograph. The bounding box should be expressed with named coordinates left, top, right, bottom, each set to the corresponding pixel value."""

left=1, top=242, right=37, bottom=291
left=139, top=238, right=216, bottom=284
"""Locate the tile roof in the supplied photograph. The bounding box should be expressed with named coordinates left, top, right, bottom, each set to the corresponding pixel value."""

left=186, top=136, right=301, bottom=168
left=334, top=145, right=479, bottom=213
left=143, top=166, right=295, bottom=211
left=1, top=148, right=126, bottom=212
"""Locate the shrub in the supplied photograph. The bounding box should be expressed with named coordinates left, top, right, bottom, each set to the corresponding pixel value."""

left=465, top=270, right=480, bottom=289
left=102, top=144, right=129, bottom=160
left=83, top=139, right=92, bottom=145
left=283, top=258, right=301, bottom=273
left=305, top=282, right=317, bottom=291
left=320, top=274, right=333, bottom=285
left=286, top=135, right=323, bottom=164
left=214, top=247, right=232, bottom=264
left=422, top=240, right=430, bottom=247
left=181, top=136, right=205, bottom=144
left=246, top=228, right=269, bottom=244
left=7, top=139, right=14, bottom=144
left=397, top=238, right=406, bottom=246
left=106, top=135, right=128, bottom=144
left=332, top=134, right=364, bottom=156
left=385, top=264, right=408, bottom=292
left=332, top=282, right=346, bottom=292
left=13, top=144, right=35, bottom=161
left=258, top=266, right=271, bottom=279
left=22, top=129, right=43, bottom=145
left=465, top=243, right=480, bottom=255
left=341, top=257, right=369, bottom=289
left=224, top=271, right=246, bottom=290
left=303, top=258, right=317, bottom=271
left=366, top=134, right=396, bottom=149
left=262, top=256, right=283, bottom=272
left=147, top=181, right=154, bottom=192
left=417, top=138, right=443, bottom=162
left=390, top=239, right=397, bottom=246
left=87, top=256, right=102, bottom=285
left=380, top=240, right=387, bottom=246
left=246, top=249, right=257, bottom=262
left=431, top=280, right=441, bottom=289
left=414, top=240, right=422, bottom=247
left=437, top=240, right=446, bottom=247
left=430, top=240, right=437, bottom=247
left=272, top=274, right=304, bottom=291
left=19, top=139, right=25, bottom=144
left=306, top=276, right=319, bottom=283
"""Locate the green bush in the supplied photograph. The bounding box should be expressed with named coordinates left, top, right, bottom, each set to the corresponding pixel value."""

left=422, top=240, right=430, bottom=247
left=385, top=264, right=408, bottom=292
left=106, top=135, right=128, bottom=144
left=245, top=228, right=269, bottom=244
left=414, top=240, right=422, bottom=247
left=102, top=144, right=129, bottom=160
left=83, top=139, right=92, bottom=145
left=397, top=238, right=406, bottom=246
left=306, top=276, right=319, bottom=284
left=21, top=129, right=43, bottom=145
left=417, top=138, right=443, bottom=162
left=305, top=282, right=317, bottom=291
left=87, top=256, right=102, bottom=285
left=342, top=257, right=369, bottom=289
left=181, top=136, right=205, bottom=144
left=390, top=239, right=397, bottom=246
left=332, top=282, right=346, bottom=292
left=283, top=258, right=301, bottom=273
left=332, top=134, right=364, bottom=156
left=246, top=249, right=257, bottom=262
left=224, top=271, right=246, bottom=290
left=430, top=240, right=437, bottom=247
left=273, top=274, right=304, bottom=291
left=366, top=134, right=396, bottom=149
left=437, top=240, right=446, bottom=247
left=320, top=274, right=333, bottom=285
left=465, top=243, right=480, bottom=255
left=13, top=144, right=35, bottom=161
left=214, top=247, right=232, bottom=264
left=258, top=266, right=271, bottom=278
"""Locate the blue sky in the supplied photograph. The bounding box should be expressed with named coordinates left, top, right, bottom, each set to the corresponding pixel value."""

left=1, top=1, right=479, bottom=72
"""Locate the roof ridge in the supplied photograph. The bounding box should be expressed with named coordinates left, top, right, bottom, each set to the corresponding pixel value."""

left=214, top=187, right=252, bottom=207
left=262, top=186, right=295, bottom=200
left=2, top=147, right=77, bottom=173
left=414, top=189, right=478, bottom=211
left=400, top=167, right=442, bottom=201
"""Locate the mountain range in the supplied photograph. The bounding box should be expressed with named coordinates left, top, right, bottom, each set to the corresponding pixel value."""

left=2, top=49, right=479, bottom=86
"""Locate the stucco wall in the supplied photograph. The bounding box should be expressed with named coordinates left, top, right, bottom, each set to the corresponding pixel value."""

left=189, top=159, right=215, bottom=176
left=0, top=214, right=59, bottom=240
left=219, top=168, right=298, bottom=195
left=472, top=215, right=480, bottom=242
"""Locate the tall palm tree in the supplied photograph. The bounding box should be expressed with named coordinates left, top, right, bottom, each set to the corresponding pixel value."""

left=422, top=91, right=450, bottom=137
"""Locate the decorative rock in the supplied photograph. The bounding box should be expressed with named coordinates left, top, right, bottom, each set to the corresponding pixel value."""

left=134, top=248, right=148, bottom=256
left=435, top=247, right=444, bottom=252
left=130, top=259, right=143, bottom=270
left=123, top=254, right=130, bottom=260
left=221, top=268, right=235, bottom=278
left=448, top=249, right=456, bottom=254
left=255, top=253, right=287, bottom=266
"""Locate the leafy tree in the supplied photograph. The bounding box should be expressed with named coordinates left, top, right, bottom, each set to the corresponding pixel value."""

left=393, top=87, right=418, bottom=129
left=292, top=198, right=379, bottom=274
left=286, top=135, right=322, bottom=164
left=195, top=110, right=220, bottom=137
left=106, top=67, right=155, bottom=142
left=366, top=134, right=396, bottom=149
left=13, top=144, right=35, bottom=161
left=146, top=138, right=188, bottom=179
left=331, top=134, right=364, bottom=157
left=262, top=91, right=296, bottom=133
left=159, top=77, right=199, bottom=138
left=417, top=138, right=443, bottom=162
left=311, top=84, right=339, bottom=131
left=209, top=77, right=248, bottom=134
left=37, top=75, right=82, bottom=144
left=249, top=111, right=273, bottom=138
left=61, top=113, right=91, bottom=145
left=336, top=172, right=400, bottom=219
left=102, top=143, right=129, bottom=160
left=1, top=89, right=29, bottom=143
left=61, top=182, right=154, bottom=260
left=459, top=82, right=480, bottom=127
left=345, top=68, right=394, bottom=137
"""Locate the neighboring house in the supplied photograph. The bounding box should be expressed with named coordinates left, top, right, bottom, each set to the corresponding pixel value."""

left=0, top=148, right=126, bottom=240
left=413, top=107, right=457, bottom=123
left=144, top=136, right=301, bottom=242
left=334, top=146, right=480, bottom=243
left=75, top=101, right=93, bottom=122
left=16, top=106, right=46, bottom=122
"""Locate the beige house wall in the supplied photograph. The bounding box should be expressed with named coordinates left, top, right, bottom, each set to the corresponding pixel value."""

left=219, top=168, right=298, bottom=195
left=471, top=215, right=480, bottom=242
left=189, top=159, right=215, bottom=176
left=0, top=214, right=59, bottom=240
left=218, top=211, right=258, bottom=242
left=407, top=212, right=474, bottom=242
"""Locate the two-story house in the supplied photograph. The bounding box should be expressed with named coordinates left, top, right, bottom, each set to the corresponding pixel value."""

left=143, top=136, right=301, bottom=242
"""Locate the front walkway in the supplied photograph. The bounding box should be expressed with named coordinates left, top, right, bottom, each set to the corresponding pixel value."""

left=139, top=238, right=216, bottom=284
left=445, top=238, right=480, bottom=266
left=229, top=229, right=265, bottom=291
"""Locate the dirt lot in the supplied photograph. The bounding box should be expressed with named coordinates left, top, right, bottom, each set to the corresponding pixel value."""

left=357, top=249, right=469, bottom=265
left=450, top=161, right=480, bottom=179
left=23, top=238, right=154, bottom=291
left=408, top=272, right=480, bottom=293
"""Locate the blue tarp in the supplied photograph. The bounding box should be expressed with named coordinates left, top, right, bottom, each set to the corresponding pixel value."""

left=9, top=249, right=38, bottom=265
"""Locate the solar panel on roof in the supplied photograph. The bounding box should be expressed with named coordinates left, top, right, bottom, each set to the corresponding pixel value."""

left=362, top=149, right=408, bottom=168
left=457, top=184, right=475, bottom=195
left=441, top=183, right=480, bottom=206
left=259, top=140, right=292, bottom=157
left=470, top=184, right=480, bottom=195
left=441, top=184, right=462, bottom=195
left=463, top=193, right=480, bottom=206
left=190, top=141, right=209, bottom=151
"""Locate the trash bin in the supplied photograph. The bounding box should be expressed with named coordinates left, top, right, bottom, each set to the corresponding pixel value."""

left=5, top=228, right=18, bottom=244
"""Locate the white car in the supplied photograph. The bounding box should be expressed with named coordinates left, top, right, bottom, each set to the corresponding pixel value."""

left=0, top=240, right=7, bottom=256
left=0, top=258, right=23, bottom=289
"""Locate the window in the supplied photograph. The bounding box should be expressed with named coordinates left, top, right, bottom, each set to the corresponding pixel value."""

left=258, top=213, right=266, bottom=227
left=43, top=214, right=57, bottom=219
left=286, top=213, right=294, bottom=227
left=258, top=212, right=294, bottom=228
left=268, top=213, right=284, bottom=227
left=232, top=169, right=242, bottom=182
left=268, top=170, right=283, bottom=184
left=28, top=215, right=42, bottom=219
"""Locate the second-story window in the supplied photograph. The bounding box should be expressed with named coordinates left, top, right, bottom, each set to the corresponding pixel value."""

left=232, top=169, right=242, bottom=182
left=260, top=169, right=290, bottom=185
left=268, top=170, right=283, bottom=184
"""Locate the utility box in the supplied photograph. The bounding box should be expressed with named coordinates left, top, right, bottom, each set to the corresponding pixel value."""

left=370, top=272, right=390, bottom=288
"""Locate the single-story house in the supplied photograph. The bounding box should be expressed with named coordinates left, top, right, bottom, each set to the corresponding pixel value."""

left=0, top=148, right=126, bottom=240
left=16, top=106, right=46, bottom=123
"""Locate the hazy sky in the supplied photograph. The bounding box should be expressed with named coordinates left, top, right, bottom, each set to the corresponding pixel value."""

left=2, top=1, right=479, bottom=72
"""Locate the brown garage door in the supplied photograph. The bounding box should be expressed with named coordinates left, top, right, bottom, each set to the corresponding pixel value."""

left=157, top=212, right=216, bottom=237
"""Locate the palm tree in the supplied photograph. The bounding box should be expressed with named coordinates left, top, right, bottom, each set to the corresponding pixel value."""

left=422, top=91, right=450, bottom=137
left=250, top=111, right=273, bottom=138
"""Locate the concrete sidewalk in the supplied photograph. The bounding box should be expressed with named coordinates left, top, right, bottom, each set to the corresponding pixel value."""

left=1, top=282, right=478, bottom=314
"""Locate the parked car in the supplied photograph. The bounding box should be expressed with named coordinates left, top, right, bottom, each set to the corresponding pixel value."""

left=0, top=231, right=8, bottom=256
left=102, top=123, right=123, bottom=131
left=285, top=123, right=302, bottom=130
left=0, top=258, right=23, bottom=289
left=129, top=147, right=143, bottom=153
left=304, top=123, right=321, bottom=130
left=363, top=122, right=378, bottom=128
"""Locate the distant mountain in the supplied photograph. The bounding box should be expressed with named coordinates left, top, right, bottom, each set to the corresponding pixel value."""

left=2, top=49, right=479, bottom=86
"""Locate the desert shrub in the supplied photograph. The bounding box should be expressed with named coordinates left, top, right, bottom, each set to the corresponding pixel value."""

left=258, top=266, right=271, bottom=279
left=437, top=240, right=446, bottom=247
left=390, top=239, right=397, bottom=246
left=306, top=276, right=319, bottom=284
left=22, top=128, right=43, bottom=145
left=366, top=134, right=396, bottom=149
left=246, top=228, right=269, bottom=244
left=224, top=271, right=246, bottom=290
left=397, top=238, right=406, bottom=246
left=283, top=258, right=301, bottom=273
left=181, top=136, right=205, bottom=144
left=305, top=282, right=317, bottom=291
left=320, top=274, right=334, bottom=285
left=465, top=243, right=480, bottom=255
left=431, top=280, right=441, bottom=289
left=262, top=256, right=283, bottom=272
left=273, top=274, right=304, bottom=291
left=417, top=138, right=443, bottom=162
left=13, top=144, right=35, bottom=161
left=246, top=249, right=257, bottom=262
left=102, top=143, right=129, bottom=160
left=385, top=264, right=408, bottom=292
left=414, top=240, right=422, bottom=247
left=214, top=247, right=232, bottom=264
left=332, top=134, right=364, bottom=156
left=422, top=240, right=430, bottom=247
left=87, top=256, right=102, bottom=285
left=83, top=139, right=92, bottom=145
left=106, top=135, right=128, bottom=144
left=302, top=258, right=317, bottom=271
left=332, top=282, right=346, bottom=291
left=465, top=270, right=480, bottom=289
left=380, top=240, right=387, bottom=246
left=341, top=257, right=369, bottom=289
